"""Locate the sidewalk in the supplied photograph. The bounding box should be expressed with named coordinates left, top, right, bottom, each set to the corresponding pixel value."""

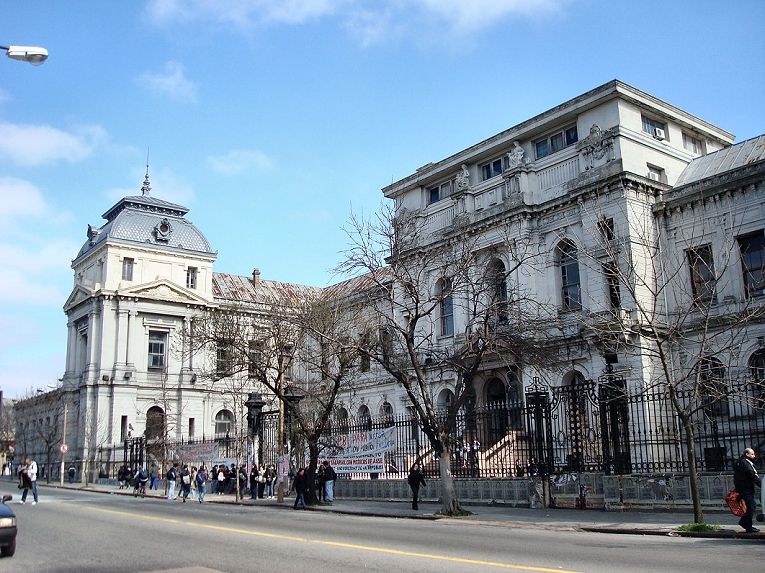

left=38, top=480, right=764, bottom=539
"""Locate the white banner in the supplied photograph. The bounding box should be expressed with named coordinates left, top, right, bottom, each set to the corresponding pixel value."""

left=323, top=427, right=396, bottom=473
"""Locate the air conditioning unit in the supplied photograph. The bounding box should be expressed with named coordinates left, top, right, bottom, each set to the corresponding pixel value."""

left=653, top=127, right=666, bottom=140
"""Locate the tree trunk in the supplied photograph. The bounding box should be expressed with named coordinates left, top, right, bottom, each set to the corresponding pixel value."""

left=305, top=441, right=320, bottom=506
left=679, top=414, right=704, bottom=523
left=438, top=444, right=465, bottom=515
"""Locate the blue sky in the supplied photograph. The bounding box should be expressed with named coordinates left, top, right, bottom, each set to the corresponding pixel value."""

left=1, top=0, right=764, bottom=398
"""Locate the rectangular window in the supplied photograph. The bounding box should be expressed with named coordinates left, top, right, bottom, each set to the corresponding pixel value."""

left=683, top=133, right=703, bottom=155
left=604, top=262, right=621, bottom=309
left=122, top=258, right=134, bottom=281
left=597, top=217, right=615, bottom=242
left=738, top=232, right=765, bottom=298
left=439, top=279, right=454, bottom=336
left=534, top=125, right=578, bottom=160
left=427, top=181, right=452, bottom=204
left=120, top=416, right=128, bottom=441
left=186, top=267, right=198, bottom=289
left=641, top=115, right=667, bottom=138
left=647, top=165, right=664, bottom=182
left=188, top=418, right=195, bottom=439
left=248, top=340, right=264, bottom=379
left=147, top=331, right=167, bottom=370
left=216, top=340, right=233, bottom=377
left=481, top=157, right=505, bottom=181
left=687, top=244, right=717, bottom=305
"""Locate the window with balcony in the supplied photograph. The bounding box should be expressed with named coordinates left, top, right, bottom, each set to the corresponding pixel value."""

left=534, top=125, right=578, bottom=159
left=687, top=244, right=717, bottom=306
left=427, top=180, right=452, bottom=204
left=147, top=331, right=167, bottom=370
left=122, top=257, right=134, bottom=281
left=737, top=231, right=765, bottom=298
left=480, top=156, right=507, bottom=181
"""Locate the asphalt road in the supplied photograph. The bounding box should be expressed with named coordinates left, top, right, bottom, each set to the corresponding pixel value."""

left=0, top=482, right=762, bottom=573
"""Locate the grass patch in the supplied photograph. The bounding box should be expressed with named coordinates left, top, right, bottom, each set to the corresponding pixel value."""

left=675, top=523, right=721, bottom=532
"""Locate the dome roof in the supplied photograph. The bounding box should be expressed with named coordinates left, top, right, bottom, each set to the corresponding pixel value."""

left=75, top=191, right=215, bottom=261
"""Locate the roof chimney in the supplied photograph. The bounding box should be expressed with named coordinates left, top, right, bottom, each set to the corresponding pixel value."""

left=252, top=268, right=261, bottom=285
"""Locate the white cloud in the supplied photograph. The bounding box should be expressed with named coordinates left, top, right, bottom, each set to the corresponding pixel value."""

left=138, top=61, right=198, bottom=102
left=207, top=149, right=274, bottom=176
left=0, top=177, right=48, bottom=218
left=0, top=122, right=106, bottom=167
left=145, top=0, right=568, bottom=42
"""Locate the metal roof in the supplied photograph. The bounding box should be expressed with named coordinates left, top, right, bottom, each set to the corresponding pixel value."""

left=674, top=135, right=765, bottom=189
left=213, top=273, right=321, bottom=305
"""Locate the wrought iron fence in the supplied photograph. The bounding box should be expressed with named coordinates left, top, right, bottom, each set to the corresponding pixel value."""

left=97, top=377, right=765, bottom=481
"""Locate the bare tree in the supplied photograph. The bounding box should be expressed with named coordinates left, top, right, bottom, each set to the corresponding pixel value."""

left=337, top=205, right=557, bottom=515
left=188, top=291, right=358, bottom=504
left=574, top=199, right=765, bottom=523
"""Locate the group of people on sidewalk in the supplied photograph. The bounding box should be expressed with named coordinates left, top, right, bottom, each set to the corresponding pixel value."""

left=291, top=461, right=336, bottom=509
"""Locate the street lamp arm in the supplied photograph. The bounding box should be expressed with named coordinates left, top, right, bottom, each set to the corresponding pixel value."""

left=1, top=44, right=49, bottom=65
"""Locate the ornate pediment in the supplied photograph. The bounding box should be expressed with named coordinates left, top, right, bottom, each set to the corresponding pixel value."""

left=120, top=279, right=209, bottom=305
left=64, top=285, right=94, bottom=311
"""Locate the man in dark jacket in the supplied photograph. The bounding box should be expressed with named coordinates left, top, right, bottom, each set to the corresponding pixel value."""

left=407, top=463, right=426, bottom=510
left=733, top=448, right=761, bottom=533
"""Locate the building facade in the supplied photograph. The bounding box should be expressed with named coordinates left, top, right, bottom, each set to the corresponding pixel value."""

left=13, top=80, right=765, bottom=480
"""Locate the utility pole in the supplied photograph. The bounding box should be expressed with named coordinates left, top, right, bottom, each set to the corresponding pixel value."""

left=276, top=362, right=285, bottom=503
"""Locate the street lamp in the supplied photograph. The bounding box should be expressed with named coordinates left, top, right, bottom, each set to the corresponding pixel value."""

left=245, top=392, right=266, bottom=467
left=1, top=45, right=48, bottom=65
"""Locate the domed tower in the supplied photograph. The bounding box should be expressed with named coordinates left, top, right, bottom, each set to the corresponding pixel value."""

left=61, top=173, right=217, bottom=468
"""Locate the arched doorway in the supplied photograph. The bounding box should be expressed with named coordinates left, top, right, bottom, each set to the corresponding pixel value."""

left=485, top=378, right=507, bottom=446
left=145, top=406, right=165, bottom=464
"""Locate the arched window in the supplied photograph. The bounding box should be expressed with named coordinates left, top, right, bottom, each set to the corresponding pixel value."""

left=379, top=402, right=394, bottom=427
left=698, top=358, right=728, bottom=417
left=146, top=406, right=165, bottom=440
left=437, top=278, right=454, bottom=336
left=558, top=241, right=581, bottom=310
left=215, top=409, right=234, bottom=435
left=486, top=259, right=508, bottom=324
left=486, top=378, right=507, bottom=405
left=436, top=389, right=454, bottom=412
left=357, top=405, right=372, bottom=431
left=749, top=350, right=765, bottom=409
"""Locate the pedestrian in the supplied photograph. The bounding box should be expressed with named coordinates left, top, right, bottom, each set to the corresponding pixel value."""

left=149, top=463, right=160, bottom=490
left=134, top=466, right=148, bottom=497
left=180, top=465, right=191, bottom=502
left=262, top=465, right=272, bottom=499
left=733, top=447, right=761, bottom=533
left=196, top=466, right=208, bottom=503
left=68, top=463, right=76, bottom=484
left=315, top=463, right=325, bottom=501
left=210, top=465, right=218, bottom=495
left=323, top=460, right=336, bottom=504
left=190, top=467, right=198, bottom=500
left=407, top=463, right=426, bottom=510
left=249, top=465, right=259, bottom=499
left=292, top=468, right=307, bottom=509
left=217, top=466, right=226, bottom=495
left=19, top=457, right=38, bottom=505
left=166, top=463, right=178, bottom=500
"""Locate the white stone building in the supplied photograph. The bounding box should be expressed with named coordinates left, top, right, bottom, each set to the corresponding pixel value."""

left=13, top=80, right=765, bottom=479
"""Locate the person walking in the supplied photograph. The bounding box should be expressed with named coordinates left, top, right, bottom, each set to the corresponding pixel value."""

left=733, top=447, right=761, bottom=533
left=67, top=464, right=76, bottom=484
left=292, top=468, right=307, bottom=509
left=149, top=463, right=160, bottom=490
left=179, top=465, right=191, bottom=502
left=166, top=463, right=178, bottom=500
left=196, top=466, right=209, bottom=503
left=19, top=457, right=38, bottom=505
left=323, top=460, right=336, bottom=504
left=407, top=463, right=426, bottom=510
left=262, top=465, right=272, bottom=499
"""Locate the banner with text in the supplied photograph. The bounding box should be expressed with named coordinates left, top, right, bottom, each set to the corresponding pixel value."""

left=323, top=427, right=396, bottom=474
left=176, top=442, right=219, bottom=463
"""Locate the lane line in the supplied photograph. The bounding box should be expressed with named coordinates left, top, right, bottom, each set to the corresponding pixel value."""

left=73, top=503, right=582, bottom=573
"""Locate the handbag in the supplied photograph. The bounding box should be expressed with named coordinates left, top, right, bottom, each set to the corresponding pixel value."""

left=724, top=489, right=747, bottom=517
